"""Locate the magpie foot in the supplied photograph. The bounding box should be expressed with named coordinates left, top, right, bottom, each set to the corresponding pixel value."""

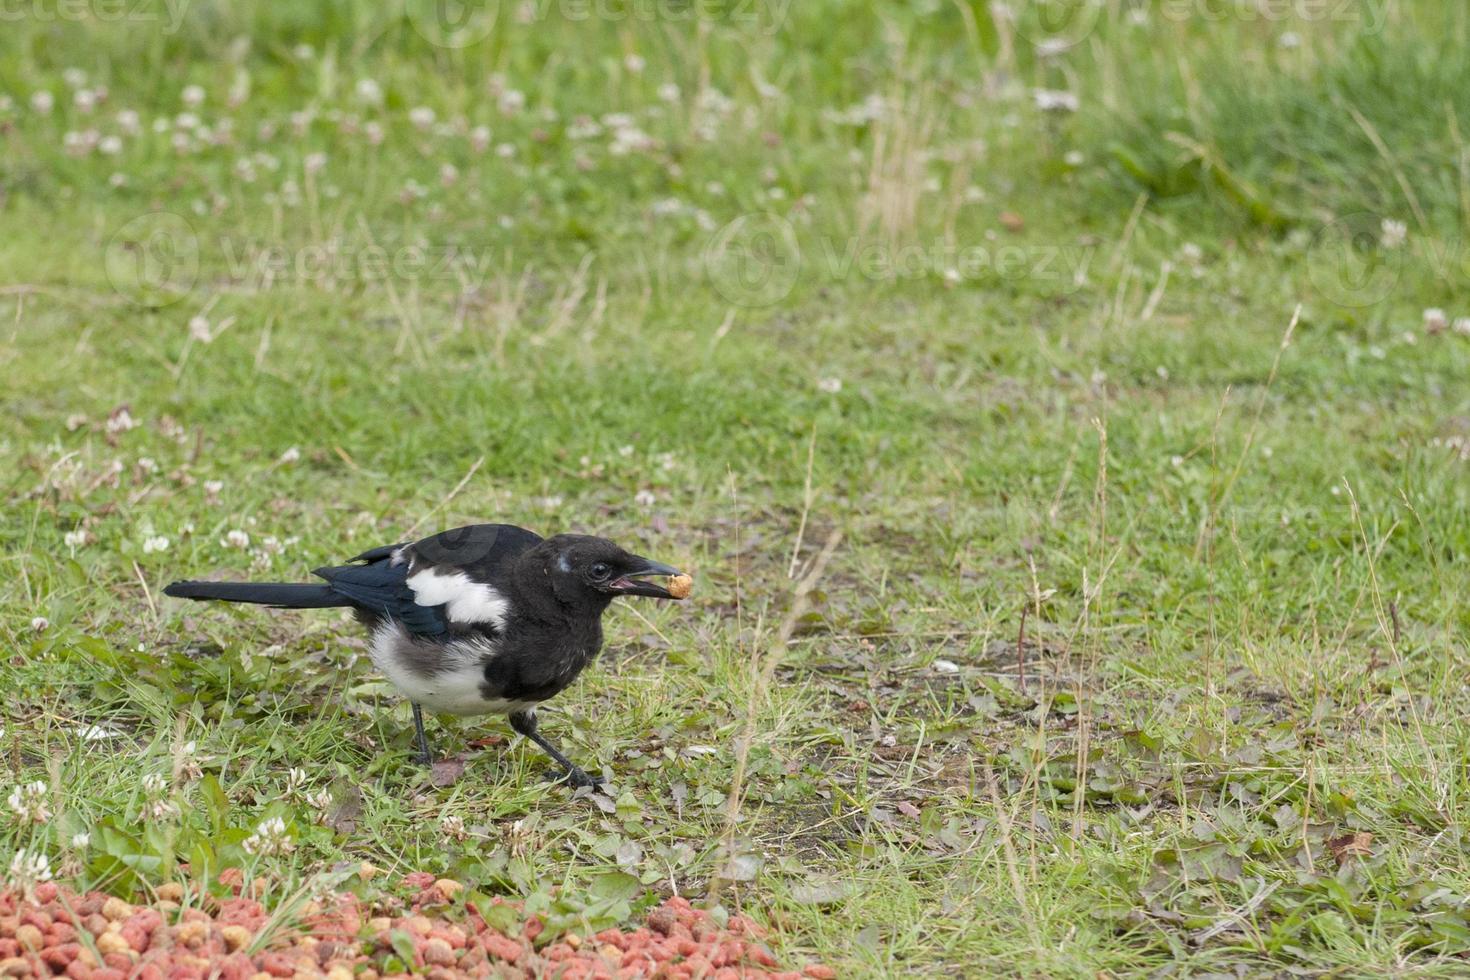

left=547, top=765, right=604, bottom=790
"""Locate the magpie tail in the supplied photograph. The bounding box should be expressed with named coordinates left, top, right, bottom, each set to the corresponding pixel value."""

left=162, top=580, right=347, bottom=608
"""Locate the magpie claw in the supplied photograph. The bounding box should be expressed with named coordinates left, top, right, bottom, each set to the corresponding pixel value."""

left=548, top=765, right=604, bottom=790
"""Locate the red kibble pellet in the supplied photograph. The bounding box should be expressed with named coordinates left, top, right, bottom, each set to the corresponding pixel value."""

left=258, top=951, right=296, bottom=977
left=481, top=932, right=522, bottom=963
left=1, top=886, right=832, bottom=979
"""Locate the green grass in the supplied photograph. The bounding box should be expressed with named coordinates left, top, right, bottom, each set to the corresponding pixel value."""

left=3, top=1, right=1470, bottom=975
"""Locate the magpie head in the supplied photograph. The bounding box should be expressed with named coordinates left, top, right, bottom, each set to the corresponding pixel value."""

left=539, top=534, right=684, bottom=609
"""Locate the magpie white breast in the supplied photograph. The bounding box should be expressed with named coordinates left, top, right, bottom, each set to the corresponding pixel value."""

left=163, top=523, right=687, bottom=788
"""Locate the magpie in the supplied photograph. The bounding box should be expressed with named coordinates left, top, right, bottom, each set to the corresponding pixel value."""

left=163, top=524, right=687, bottom=788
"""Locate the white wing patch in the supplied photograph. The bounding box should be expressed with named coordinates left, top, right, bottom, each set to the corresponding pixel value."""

left=406, top=567, right=510, bottom=627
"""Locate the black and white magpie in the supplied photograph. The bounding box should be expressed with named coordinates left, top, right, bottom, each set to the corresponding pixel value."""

left=163, top=524, right=687, bottom=787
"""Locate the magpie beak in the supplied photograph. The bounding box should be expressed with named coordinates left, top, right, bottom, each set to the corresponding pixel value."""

left=609, top=557, right=683, bottom=598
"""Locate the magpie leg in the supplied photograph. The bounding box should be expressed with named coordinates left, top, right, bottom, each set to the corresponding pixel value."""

left=411, top=703, right=434, bottom=767
left=508, top=709, right=601, bottom=789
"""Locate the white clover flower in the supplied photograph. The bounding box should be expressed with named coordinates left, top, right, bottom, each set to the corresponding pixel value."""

left=499, top=89, right=525, bottom=114
left=7, top=781, right=51, bottom=825
left=117, top=109, right=141, bottom=134
left=178, top=741, right=208, bottom=781
left=98, top=135, right=123, bottom=156
left=469, top=125, right=491, bottom=153
left=304, top=152, right=327, bottom=175
left=624, top=54, right=645, bottom=74
left=817, top=377, right=843, bottom=394
left=181, top=85, right=205, bottom=108
left=142, top=772, right=168, bottom=795
left=143, top=536, right=170, bottom=554
left=31, top=91, right=54, bottom=115
left=63, top=67, right=87, bottom=88
left=1033, top=89, right=1080, bottom=113
left=203, top=479, right=225, bottom=501
left=1423, top=308, right=1449, bottom=335
left=30, top=617, right=49, bottom=633
left=355, top=78, right=383, bottom=105
left=439, top=163, right=459, bottom=187
left=285, top=768, right=309, bottom=794
left=409, top=106, right=436, bottom=131
left=188, top=315, right=212, bottom=342
left=634, top=490, right=657, bottom=507
left=439, top=814, right=467, bottom=842
left=305, top=789, right=333, bottom=822
left=6, top=849, right=52, bottom=894
left=242, top=816, right=294, bottom=856
left=1454, top=318, right=1470, bottom=337
left=74, top=89, right=97, bottom=113
left=566, top=117, right=601, bottom=141
left=64, top=530, right=88, bottom=549
left=364, top=121, right=385, bottom=146
left=278, top=446, right=301, bottom=464
left=145, top=796, right=181, bottom=822
left=657, top=83, right=681, bottom=103
left=105, top=407, right=136, bottom=434
left=223, top=529, right=250, bottom=549
left=71, top=833, right=90, bottom=849
left=1380, top=218, right=1407, bottom=249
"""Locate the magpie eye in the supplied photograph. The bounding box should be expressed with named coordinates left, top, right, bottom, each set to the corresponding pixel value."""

left=589, top=562, right=611, bottom=580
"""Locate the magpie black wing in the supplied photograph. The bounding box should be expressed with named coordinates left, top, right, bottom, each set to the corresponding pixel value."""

left=316, top=524, right=543, bottom=637
left=313, top=556, right=449, bottom=636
